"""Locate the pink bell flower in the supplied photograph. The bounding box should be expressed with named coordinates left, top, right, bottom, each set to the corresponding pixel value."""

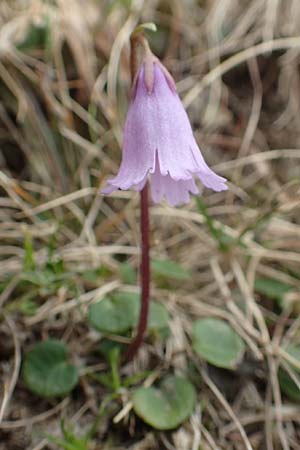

left=103, top=60, right=227, bottom=206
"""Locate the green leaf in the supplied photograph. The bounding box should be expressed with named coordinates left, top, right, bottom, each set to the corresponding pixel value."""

left=88, top=293, right=169, bottom=335
left=98, top=339, right=126, bottom=358
left=81, top=269, right=101, bottom=283
left=132, top=376, right=196, bottom=430
left=255, top=278, right=292, bottom=302
left=23, top=234, right=36, bottom=271
left=148, top=301, right=169, bottom=330
left=16, top=296, right=39, bottom=316
left=279, top=344, right=300, bottom=401
left=152, top=259, right=191, bottom=280
left=17, top=20, right=50, bottom=51
left=196, top=198, right=232, bottom=251
left=192, top=318, right=245, bottom=369
left=23, top=340, right=79, bottom=398
left=46, top=434, right=89, bottom=450
left=88, top=293, right=138, bottom=334
left=119, top=262, right=137, bottom=285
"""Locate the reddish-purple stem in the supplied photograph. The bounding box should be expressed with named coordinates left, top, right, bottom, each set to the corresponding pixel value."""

left=126, top=183, right=150, bottom=361
left=125, top=32, right=151, bottom=361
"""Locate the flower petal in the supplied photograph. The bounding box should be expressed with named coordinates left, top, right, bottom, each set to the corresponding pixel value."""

left=102, top=61, right=227, bottom=202
left=102, top=68, right=157, bottom=192
left=132, top=175, right=147, bottom=191
left=150, top=154, right=199, bottom=206
left=147, top=65, right=198, bottom=180
left=189, top=141, right=228, bottom=191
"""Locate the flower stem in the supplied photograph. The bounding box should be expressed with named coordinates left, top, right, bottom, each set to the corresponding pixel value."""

left=125, top=30, right=151, bottom=361
left=126, top=183, right=150, bottom=361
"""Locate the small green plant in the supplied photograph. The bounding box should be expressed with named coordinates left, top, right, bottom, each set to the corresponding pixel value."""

left=279, top=344, right=300, bottom=401
left=196, top=198, right=233, bottom=252
left=23, top=339, right=79, bottom=398
left=46, top=392, right=122, bottom=449
left=192, top=318, right=245, bottom=369
left=132, top=375, right=196, bottom=430
left=255, top=277, right=293, bottom=307
left=119, top=261, right=137, bottom=285
left=152, top=258, right=191, bottom=280
left=94, top=341, right=123, bottom=391
left=46, top=421, right=90, bottom=450
left=88, top=292, right=169, bottom=335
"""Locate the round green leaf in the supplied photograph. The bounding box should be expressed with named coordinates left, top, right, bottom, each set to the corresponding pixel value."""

left=88, top=293, right=169, bottom=334
left=148, top=301, right=170, bottom=330
left=152, top=259, right=191, bottom=280
left=132, top=376, right=196, bottom=430
left=192, top=318, right=245, bottom=369
left=88, top=293, right=138, bottom=334
left=23, top=339, right=79, bottom=398
left=279, top=344, right=300, bottom=401
left=119, top=262, right=137, bottom=285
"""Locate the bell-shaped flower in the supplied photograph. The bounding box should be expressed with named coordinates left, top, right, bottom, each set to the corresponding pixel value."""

left=103, top=58, right=227, bottom=206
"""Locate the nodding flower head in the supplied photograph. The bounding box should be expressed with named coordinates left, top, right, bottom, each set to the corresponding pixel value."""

left=102, top=56, right=227, bottom=206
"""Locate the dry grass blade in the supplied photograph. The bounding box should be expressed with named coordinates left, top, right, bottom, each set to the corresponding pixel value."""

left=0, top=315, right=21, bottom=424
